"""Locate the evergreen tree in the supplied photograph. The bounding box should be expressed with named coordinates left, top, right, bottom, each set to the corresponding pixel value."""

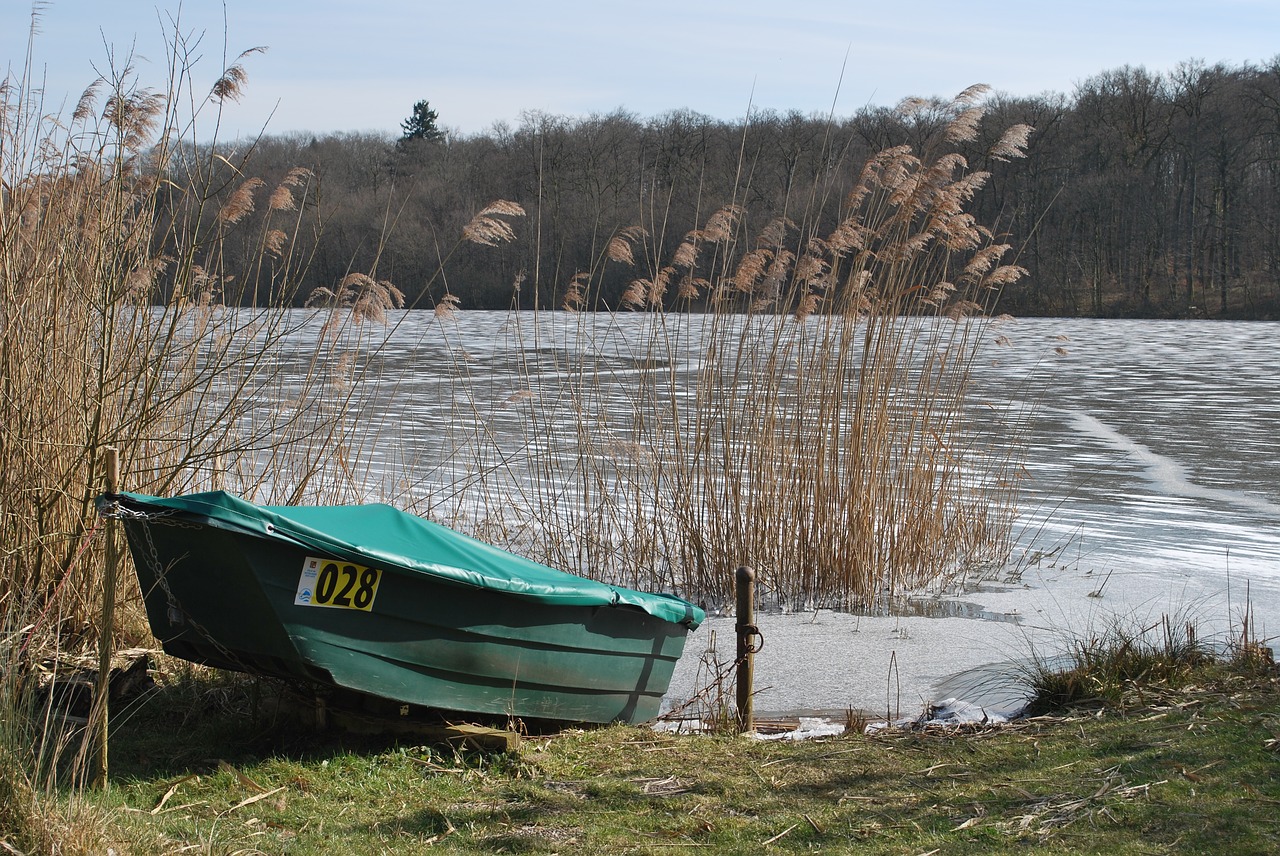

left=400, top=100, right=443, bottom=143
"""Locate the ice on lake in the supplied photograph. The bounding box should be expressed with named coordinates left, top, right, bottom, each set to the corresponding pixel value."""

left=250, top=311, right=1280, bottom=717
left=663, top=318, right=1280, bottom=718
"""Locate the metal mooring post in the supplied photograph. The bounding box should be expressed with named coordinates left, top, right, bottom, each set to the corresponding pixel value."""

left=93, top=446, right=120, bottom=788
left=735, top=566, right=757, bottom=733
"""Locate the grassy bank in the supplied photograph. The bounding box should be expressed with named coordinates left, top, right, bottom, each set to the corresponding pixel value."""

left=0, top=13, right=1166, bottom=854
left=2, top=656, right=1267, bottom=854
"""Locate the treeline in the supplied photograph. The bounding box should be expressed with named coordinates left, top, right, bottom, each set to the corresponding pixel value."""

left=195, top=58, right=1280, bottom=318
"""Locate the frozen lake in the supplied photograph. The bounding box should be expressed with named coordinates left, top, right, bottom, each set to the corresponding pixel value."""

left=669, top=317, right=1280, bottom=717
left=244, top=311, right=1280, bottom=718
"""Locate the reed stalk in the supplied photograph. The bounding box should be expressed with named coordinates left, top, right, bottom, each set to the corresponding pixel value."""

left=1, top=11, right=1032, bottom=840
left=0, top=13, right=428, bottom=840
left=431, top=89, right=1033, bottom=609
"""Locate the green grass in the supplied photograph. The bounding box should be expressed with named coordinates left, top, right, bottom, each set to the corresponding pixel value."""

left=39, top=660, right=1279, bottom=854
left=1022, top=613, right=1274, bottom=715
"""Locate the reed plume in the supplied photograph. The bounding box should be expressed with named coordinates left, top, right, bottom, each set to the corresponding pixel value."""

left=218, top=177, right=265, bottom=224
left=465, top=86, right=1034, bottom=608
left=701, top=204, right=744, bottom=243
left=210, top=48, right=266, bottom=103
left=672, top=237, right=700, bottom=269
left=621, top=279, right=650, bottom=308
left=676, top=275, right=708, bottom=300
left=268, top=185, right=296, bottom=212
left=72, top=79, right=103, bottom=122
left=989, top=123, right=1035, bottom=161
left=306, top=272, right=405, bottom=323
left=463, top=200, right=526, bottom=245
left=563, top=272, right=590, bottom=310
left=104, top=88, right=166, bottom=153
left=264, top=228, right=289, bottom=256
left=607, top=226, right=647, bottom=265
left=944, top=106, right=985, bottom=143
left=434, top=292, right=462, bottom=319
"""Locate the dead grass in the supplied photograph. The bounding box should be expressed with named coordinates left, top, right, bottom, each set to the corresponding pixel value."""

left=0, top=14, right=507, bottom=845
left=434, top=89, right=1034, bottom=608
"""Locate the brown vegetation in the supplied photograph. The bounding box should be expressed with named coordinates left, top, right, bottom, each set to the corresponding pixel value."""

left=1, top=15, right=1040, bottom=849
left=193, top=60, right=1280, bottom=319
left=424, top=87, right=1031, bottom=607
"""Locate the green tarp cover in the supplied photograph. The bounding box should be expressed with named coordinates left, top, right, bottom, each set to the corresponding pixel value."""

left=113, top=491, right=703, bottom=628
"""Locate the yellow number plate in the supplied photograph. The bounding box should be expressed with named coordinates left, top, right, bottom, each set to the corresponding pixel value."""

left=294, top=557, right=382, bottom=612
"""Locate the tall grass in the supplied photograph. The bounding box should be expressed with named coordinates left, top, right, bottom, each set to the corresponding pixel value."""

left=7, top=38, right=317, bottom=626
left=437, top=89, right=1033, bottom=609
left=2, top=10, right=1035, bottom=846
left=1023, top=606, right=1277, bottom=715
left=0, top=15, right=424, bottom=847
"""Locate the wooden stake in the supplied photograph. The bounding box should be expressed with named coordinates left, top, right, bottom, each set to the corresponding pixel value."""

left=92, top=446, right=120, bottom=788
left=735, top=566, right=756, bottom=734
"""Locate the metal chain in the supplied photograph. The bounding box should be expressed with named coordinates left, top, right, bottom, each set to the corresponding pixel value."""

left=98, top=501, right=184, bottom=623
left=736, top=622, right=765, bottom=654
left=99, top=499, right=250, bottom=673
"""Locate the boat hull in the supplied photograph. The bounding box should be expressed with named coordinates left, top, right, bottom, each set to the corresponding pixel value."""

left=118, top=501, right=696, bottom=725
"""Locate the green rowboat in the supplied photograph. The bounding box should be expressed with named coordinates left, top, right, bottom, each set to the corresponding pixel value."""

left=99, top=491, right=703, bottom=725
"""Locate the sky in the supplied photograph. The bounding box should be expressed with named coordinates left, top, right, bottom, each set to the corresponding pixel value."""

left=3, top=1, right=1279, bottom=140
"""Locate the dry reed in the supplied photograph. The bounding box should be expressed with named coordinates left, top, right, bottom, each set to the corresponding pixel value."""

left=424, top=89, right=1034, bottom=609
left=0, top=16, right=435, bottom=830
left=1, top=24, right=1033, bottom=836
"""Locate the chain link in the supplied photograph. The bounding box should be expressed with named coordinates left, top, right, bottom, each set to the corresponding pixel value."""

left=99, top=498, right=250, bottom=673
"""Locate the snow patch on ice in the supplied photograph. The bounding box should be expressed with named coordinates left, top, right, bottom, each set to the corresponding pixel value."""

left=866, top=698, right=1015, bottom=733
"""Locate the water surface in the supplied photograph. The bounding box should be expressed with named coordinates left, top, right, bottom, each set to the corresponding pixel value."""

left=674, top=317, right=1280, bottom=716
left=253, top=313, right=1280, bottom=714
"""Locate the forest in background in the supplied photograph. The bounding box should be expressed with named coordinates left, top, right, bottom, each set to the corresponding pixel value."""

left=194, top=58, right=1280, bottom=318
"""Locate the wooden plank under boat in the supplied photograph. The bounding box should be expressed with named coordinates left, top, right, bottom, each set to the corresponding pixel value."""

left=98, top=491, right=703, bottom=725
